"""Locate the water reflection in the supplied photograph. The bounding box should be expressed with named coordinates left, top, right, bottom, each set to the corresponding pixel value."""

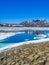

left=18, top=30, right=45, bottom=35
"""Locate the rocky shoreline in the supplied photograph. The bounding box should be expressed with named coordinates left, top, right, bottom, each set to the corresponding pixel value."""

left=0, top=42, right=49, bottom=65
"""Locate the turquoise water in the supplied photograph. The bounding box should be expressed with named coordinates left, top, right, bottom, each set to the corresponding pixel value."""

left=0, top=43, right=10, bottom=48
left=0, top=30, right=49, bottom=48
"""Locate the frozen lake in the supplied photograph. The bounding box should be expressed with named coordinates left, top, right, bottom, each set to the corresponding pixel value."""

left=0, top=27, right=49, bottom=31
left=0, top=30, right=49, bottom=48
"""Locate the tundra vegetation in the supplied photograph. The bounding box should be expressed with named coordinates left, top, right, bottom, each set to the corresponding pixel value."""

left=0, top=42, right=49, bottom=65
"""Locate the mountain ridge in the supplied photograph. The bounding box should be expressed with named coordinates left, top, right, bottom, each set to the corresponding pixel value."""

left=19, top=19, right=49, bottom=27
left=0, top=19, right=49, bottom=27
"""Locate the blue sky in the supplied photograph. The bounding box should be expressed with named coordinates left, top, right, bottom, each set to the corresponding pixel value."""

left=0, top=0, right=49, bottom=23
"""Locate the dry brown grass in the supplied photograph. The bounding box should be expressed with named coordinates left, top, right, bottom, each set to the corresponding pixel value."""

left=0, top=42, right=49, bottom=65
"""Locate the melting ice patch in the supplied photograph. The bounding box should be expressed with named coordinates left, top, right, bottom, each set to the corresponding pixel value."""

left=0, top=33, right=16, bottom=40
left=34, top=34, right=47, bottom=39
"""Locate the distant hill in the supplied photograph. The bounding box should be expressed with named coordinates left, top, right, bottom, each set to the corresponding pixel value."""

left=0, top=19, right=49, bottom=27
left=0, top=24, right=23, bottom=27
left=19, top=19, right=49, bottom=27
